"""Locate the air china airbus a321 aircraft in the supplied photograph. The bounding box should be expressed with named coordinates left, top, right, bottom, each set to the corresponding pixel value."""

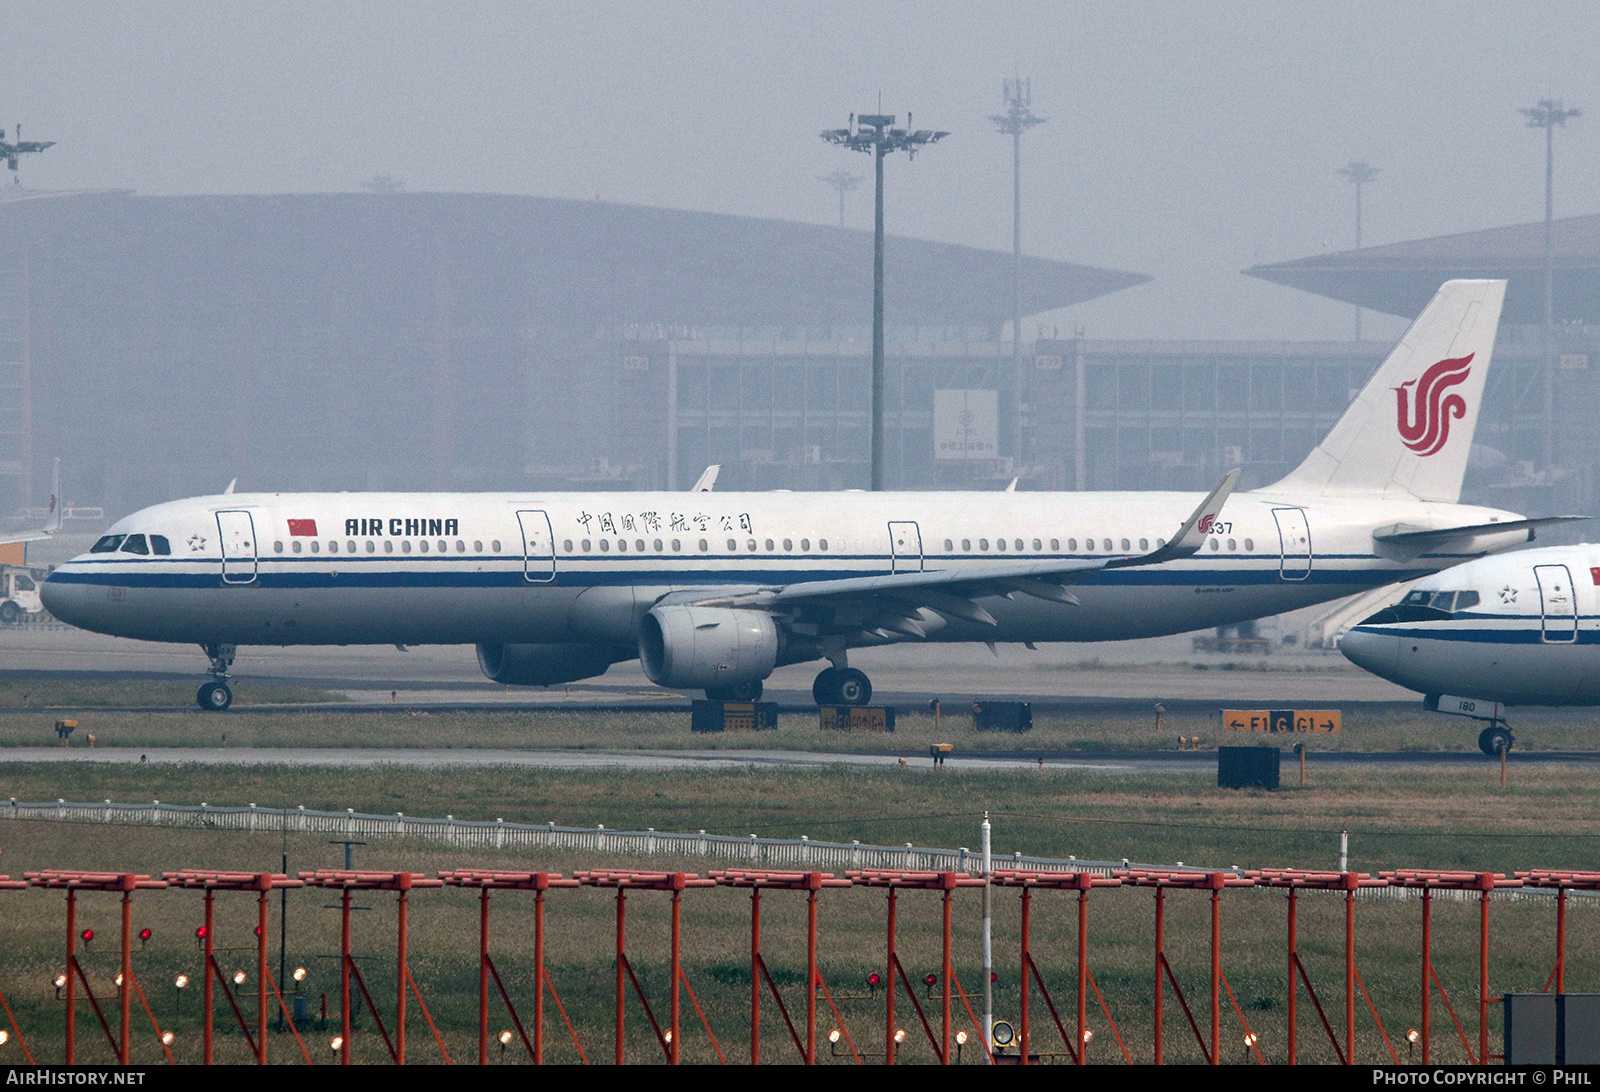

left=43, top=280, right=1565, bottom=711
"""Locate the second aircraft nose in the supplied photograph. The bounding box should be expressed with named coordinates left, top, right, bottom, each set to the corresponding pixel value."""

left=1339, top=626, right=1401, bottom=681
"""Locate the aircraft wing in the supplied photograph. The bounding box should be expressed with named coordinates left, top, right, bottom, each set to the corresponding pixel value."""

left=678, top=470, right=1240, bottom=638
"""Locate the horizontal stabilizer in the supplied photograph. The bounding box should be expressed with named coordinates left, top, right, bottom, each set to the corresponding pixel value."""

left=1373, top=515, right=1587, bottom=547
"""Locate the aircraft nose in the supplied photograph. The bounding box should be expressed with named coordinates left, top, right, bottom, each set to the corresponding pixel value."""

left=40, top=570, right=95, bottom=630
left=1339, top=626, right=1400, bottom=681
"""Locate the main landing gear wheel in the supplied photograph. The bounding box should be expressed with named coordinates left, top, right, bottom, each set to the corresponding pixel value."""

left=706, top=680, right=763, bottom=702
left=197, top=682, right=233, bottom=711
left=813, top=666, right=872, bottom=706
left=0, top=601, right=18, bottom=625
left=1478, top=723, right=1513, bottom=757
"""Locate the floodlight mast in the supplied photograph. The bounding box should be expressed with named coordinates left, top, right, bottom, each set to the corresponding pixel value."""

left=822, top=113, right=948, bottom=490
left=1520, top=99, right=1579, bottom=472
left=1335, top=161, right=1379, bottom=340
left=990, top=79, right=1046, bottom=480
left=818, top=170, right=862, bottom=228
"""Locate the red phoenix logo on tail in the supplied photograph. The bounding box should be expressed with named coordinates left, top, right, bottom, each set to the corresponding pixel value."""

left=1395, top=353, right=1473, bottom=456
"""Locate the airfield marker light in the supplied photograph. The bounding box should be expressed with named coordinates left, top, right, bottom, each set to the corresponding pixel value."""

left=498, top=1028, right=512, bottom=1058
left=1243, top=1030, right=1257, bottom=1060
left=866, top=971, right=881, bottom=997
left=329, top=1035, right=344, bottom=1054
left=955, top=1027, right=968, bottom=1062
left=893, top=1028, right=907, bottom=1044
left=174, top=974, right=188, bottom=988
left=139, top=927, right=152, bottom=950
left=253, top=925, right=263, bottom=938
left=0, top=1029, right=8, bottom=1046
left=160, top=1029, right=174, bottom=1046
left=79, top=928, right=93, bottom=946
left=293, top=966, right=307, bottom=982
left=828, top=1028, right=841, bottom=1044
left=232, top=970, right=246, bottom=986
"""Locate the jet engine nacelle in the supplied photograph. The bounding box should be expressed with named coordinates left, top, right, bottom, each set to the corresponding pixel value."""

left=475, top=642, right=628, bottom=686
left=638, top=605, right=780, bottom=689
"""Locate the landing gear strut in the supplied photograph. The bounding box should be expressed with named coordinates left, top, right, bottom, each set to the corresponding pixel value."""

left=1477, top=721, right=1513, bottom=757
left=812, top=665, right=872, bottom=706
left=196, top=643, right=236, bottom=712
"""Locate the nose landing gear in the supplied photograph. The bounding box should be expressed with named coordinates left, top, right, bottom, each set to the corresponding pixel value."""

left=196, top=644, right=236, bottom=711
left=1477, top=721, right=1513, bottom=757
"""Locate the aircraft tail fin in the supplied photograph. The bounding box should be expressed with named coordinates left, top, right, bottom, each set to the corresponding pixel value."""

left=1269, top=279, right=1506, bottom=502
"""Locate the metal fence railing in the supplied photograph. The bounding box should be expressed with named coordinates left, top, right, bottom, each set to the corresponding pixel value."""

left=5, top=797, right=1590, bottom=906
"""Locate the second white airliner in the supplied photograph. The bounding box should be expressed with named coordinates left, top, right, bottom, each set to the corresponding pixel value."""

left=43, top=280, right=1556, bottom=710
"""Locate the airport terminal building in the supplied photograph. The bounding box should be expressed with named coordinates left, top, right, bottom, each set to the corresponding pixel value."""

left=0, top=190, right=1595, bottom=529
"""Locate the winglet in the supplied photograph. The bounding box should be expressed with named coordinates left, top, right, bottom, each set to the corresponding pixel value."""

left=690, top=465, right=721, bottom=492
left=43, top=458, right=60, bottom=534
left=1109, top=468, right=1240, bottom=569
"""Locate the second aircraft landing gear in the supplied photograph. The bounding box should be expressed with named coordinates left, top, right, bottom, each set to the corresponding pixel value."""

left=812, top=665, right=872, bottom=706
left=1478, top=721, right=1514, bottom=757
left=196, top=643, right=236, bottom=712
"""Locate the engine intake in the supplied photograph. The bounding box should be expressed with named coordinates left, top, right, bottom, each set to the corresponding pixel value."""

left=638, top=605, right=779, bottom=689
left=475, top=642, right=629, bottom=686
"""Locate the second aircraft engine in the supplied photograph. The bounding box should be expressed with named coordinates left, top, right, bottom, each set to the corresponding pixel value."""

left=638, top=605, right=780, bottom=689
left=475, top=642, right=630, bottom=686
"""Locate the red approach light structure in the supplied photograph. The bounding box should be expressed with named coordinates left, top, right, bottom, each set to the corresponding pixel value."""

left=577, top=870, right=720, bottom=1065
left=847, top=869, right=988, bottom=1065
left=299, top=870, right=447, bottom=1065
left=26, top=871, right=170, bottom=1065
left=163, top=870, right=309, bottom=1065
left=440, top=869, right=585, bottom=1065
left=991, top=868, right=1127, bottom=1065
left=1249, top=869, right=1392, bottom=1065
left=1382, top=869, right=1526, bottom=1065
left=711, top=869, right=854, bottom=1064
left=1119, top=868, right=1257, bottom=1065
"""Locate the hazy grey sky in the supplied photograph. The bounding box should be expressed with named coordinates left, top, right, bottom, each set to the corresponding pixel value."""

left=6, top=1, right=1598, bottom=340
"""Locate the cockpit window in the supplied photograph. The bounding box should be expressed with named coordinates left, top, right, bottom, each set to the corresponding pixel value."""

left=119, top=534, right=149, bottom=555
left=150, top=535, right=172, bottom=556
left=1363, top=588, right=1479, bottom=625
left=90, top=535, right=126, bottom=554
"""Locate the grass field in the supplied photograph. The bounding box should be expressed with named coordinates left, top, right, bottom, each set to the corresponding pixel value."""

left=0, top=696, right=1595, bottom=1063
left=0, top=699, right=1593, bottom=754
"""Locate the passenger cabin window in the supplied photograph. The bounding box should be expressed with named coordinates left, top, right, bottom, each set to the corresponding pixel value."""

left=273, top=541, right=284, bottom=554
left=292, top=541, right=303, bottom=554
left=310, top=541, right=321, bottom=554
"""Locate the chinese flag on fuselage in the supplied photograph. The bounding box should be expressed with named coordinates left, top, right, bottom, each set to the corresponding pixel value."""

left=287, top=519, right=318, bottom=537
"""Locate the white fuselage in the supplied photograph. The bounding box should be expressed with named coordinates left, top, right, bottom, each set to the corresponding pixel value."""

left=43, top=487, right=1531, bottom=652
left=1341, top=544, right=1600, bottom=706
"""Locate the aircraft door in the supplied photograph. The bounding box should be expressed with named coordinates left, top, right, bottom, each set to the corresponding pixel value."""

left=888, top=521, right=923, bottom=573
left=1272, top=508, right=1311, bottom=581
left=517, top=510, right=557, bottom=583
left=215, top=510, right=258, bottom=585
left=1535, top=564, right=1577, bottom=643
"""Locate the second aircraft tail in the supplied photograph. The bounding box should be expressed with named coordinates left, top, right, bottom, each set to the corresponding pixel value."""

left=1269, top=279, right=1506, bottom=503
